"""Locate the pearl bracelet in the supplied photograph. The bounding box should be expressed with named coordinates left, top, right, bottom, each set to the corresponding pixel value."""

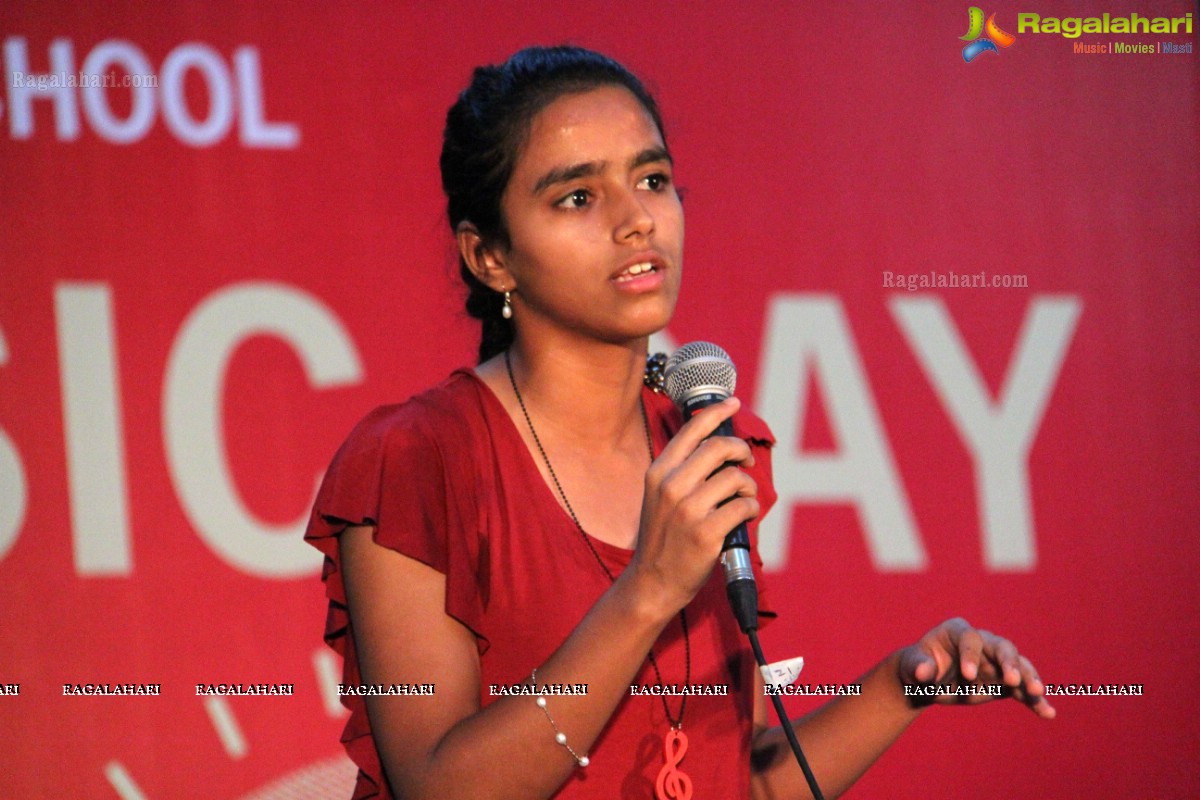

left=530, top=668, right=589, bottom=768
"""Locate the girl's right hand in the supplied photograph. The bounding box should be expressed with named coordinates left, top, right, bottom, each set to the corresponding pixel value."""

left=626, top=397, right=760, bottom=618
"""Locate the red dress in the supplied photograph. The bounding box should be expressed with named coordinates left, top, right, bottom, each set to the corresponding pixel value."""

left=305, top=369, right=778, bottom=799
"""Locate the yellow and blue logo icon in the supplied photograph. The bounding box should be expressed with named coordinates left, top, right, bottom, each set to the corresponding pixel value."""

left=961, top=7, right=1017, bottom=61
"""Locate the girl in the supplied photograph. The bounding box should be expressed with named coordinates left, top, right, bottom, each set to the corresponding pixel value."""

left=306, top=46, right=1053, bottom=800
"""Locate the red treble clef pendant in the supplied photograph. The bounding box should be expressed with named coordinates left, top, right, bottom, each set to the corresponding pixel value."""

left=655, top=727, right=693, bottom=800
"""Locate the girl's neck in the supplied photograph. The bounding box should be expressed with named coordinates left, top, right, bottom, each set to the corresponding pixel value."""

left=477, top=335, right=650, bottom=450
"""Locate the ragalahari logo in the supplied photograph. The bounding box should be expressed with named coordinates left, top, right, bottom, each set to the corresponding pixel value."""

left=961, top=7, right=1017, bottom=61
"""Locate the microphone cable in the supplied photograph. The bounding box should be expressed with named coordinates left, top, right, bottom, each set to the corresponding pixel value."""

left=746, top=627, right=826, bottom=800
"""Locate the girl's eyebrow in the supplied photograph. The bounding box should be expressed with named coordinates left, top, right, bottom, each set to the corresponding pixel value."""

left=531, top=147, right=673, bottom=196
left=532, top=160, right=604, bottom=195
left=630, top=146, right=672, bottom=171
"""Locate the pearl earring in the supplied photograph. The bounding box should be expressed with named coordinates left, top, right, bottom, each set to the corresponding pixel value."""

left=502, top=290, right=513, bottom=320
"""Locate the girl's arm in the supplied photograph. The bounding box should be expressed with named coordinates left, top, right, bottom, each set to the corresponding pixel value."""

left=750, top=618, right=1055, bottom=799
left=341, top=398, right=760, bottom=800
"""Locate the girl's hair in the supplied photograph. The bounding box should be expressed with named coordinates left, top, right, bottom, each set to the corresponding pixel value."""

left=440, top=46, right=667, bottom=363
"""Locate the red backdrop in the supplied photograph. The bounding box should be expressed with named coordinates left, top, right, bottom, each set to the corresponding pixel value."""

left=1, top=1, right=1197, bottom=797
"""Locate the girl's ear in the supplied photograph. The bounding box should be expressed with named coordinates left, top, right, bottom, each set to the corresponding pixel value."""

left=457, top=222, right=514, bottom=292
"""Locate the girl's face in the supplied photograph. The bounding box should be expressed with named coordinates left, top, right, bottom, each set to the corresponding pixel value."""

left=494, top=85, right=684, bottom=347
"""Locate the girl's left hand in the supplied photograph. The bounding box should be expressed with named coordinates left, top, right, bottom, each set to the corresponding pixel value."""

left=897, top=617, right=1056, bottom=719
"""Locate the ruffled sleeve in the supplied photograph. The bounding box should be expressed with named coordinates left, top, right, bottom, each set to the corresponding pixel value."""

left=304, top=377, right=489, bottom=799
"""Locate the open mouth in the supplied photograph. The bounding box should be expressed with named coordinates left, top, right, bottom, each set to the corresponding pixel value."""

left=613, top=261, right=658, bottom=282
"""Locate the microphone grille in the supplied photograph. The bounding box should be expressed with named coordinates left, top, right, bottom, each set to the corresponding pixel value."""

left=664, top=341, right=737, bottom=405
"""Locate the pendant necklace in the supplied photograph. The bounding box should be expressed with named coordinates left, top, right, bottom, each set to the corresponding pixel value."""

left=506, top=350, right=693, bottom=800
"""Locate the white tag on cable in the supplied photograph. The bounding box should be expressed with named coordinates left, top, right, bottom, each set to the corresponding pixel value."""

left=760, top=656, right=805, bottom=692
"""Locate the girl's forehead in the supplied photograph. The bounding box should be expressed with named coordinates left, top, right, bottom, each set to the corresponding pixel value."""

left=530, top=86, right=656, bottom=138
left=514, top=87, right=664, bottom=179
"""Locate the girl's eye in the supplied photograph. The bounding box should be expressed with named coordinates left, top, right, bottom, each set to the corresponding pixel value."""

left=557, top=189, right=591, bottom=209
left=638, top=172, right=671, bottom=192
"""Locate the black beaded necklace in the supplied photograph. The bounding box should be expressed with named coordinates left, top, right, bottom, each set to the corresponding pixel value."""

left=503, top=350, right=691, bottom=732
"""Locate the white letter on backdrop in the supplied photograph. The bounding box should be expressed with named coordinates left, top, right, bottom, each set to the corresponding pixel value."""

left=80, top=40, right=156, bottom=144
left=4, top=37, right=80, bottom=140
left=0, top=327, right=28, bottom=563
left=55, top=284, right=133, bottom=575
left=890, top=296, right=1081, bottom=570
left=233, top=47, right=299, bottom=148
left=160, top=43, right=233, bottom=146
left=163, top=282, right=362, bottom=578
left=755, top=294, right=926, bottom=571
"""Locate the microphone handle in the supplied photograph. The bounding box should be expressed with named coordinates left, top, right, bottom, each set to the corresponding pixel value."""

left=680, top=394, right=758, bottom=632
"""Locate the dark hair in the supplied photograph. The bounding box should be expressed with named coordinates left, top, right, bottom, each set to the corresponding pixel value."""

left=440, top=46, right=668, bottom=363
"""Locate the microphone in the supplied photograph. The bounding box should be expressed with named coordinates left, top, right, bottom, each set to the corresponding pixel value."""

left=663, top=341, right=758, bottom=633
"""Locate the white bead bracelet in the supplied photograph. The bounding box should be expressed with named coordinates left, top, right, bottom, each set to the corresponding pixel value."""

left=530, top=668, right=589, bottom=768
